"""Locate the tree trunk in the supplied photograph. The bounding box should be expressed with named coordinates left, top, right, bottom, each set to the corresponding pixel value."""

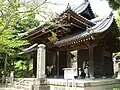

left=2, top=54, right=7, bottom=86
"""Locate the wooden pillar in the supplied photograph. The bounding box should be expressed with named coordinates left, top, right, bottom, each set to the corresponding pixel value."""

left=56, top=51, right=59, bottom=77
left=101, top=47, right=105, bottom=77
left=59, top=51, right=67, bottom=76
left=67, top=50, right=71, bottom=68
left=109, top=48, right=114, bottom=76
left=27, top=55, right=30, bottom=74
left=89, top=43, right=95, bottom=79
left=33, top=52, right=37, bottom=77
left=36, top=44, right=46, bottom=79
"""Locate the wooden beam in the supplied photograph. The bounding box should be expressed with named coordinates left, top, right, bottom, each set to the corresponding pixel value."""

left=67, top=48, right=71, bottom=68
left=58, top=43, right=87, bottom=51
left=71, top=23, right=85, bottom=30
left=71, top=15, right=91, bottom=27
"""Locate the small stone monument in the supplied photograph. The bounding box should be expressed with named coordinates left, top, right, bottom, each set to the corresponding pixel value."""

left=10, top=71, right=14, bottom=86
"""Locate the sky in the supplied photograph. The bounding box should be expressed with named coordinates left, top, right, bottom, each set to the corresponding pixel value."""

left=47, top=0, right=112, bottom=17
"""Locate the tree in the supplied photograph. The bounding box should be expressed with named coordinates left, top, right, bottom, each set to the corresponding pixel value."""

left=106, top=0, right=120, bottom=10
left=0, top=12, right=40, bottom=84
left=0, top=0, right=48, bottom=34
left=104, top=0, right=120, bottom=29
left=105, top=0, right=120, bottom=64
left=116, top=9, right=120, bottom=30
left=0, top=0, right=50, bottom=84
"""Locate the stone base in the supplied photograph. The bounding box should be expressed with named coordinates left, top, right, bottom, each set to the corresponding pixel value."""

left=34, top=78, right=120, bottom=90
left=34, top=85, right=50, bottom=90
left=116, top=72, right=120, bottom=79
left=33, top=78, right=47, bottom=90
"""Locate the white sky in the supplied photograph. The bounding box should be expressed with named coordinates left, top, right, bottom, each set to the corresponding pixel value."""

left=47, top=0, right=112, bottom=17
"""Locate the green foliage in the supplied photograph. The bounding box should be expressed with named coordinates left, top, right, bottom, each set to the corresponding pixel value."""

left=14, top=59, right=33, bottom=77
left=0, top=0, right=54, bottom=80
left=0, top=30, right=27, bottom=55
left=0, top=0, right=47, bottom=34
left=105, top=0, right=120, bottom=10
left=0, top=0, right=48, bottom=80
left=116, top=9, right=120, bottom=30
left=12, top=13, right=39, bottom=34
left=108, top=0, right=120, bottom=10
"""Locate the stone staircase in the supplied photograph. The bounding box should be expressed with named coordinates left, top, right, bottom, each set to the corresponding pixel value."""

left=13, top=78, right=35, bottom=90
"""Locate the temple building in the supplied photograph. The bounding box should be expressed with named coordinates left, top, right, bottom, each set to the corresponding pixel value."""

left=22, top=0, right=120, bottom=79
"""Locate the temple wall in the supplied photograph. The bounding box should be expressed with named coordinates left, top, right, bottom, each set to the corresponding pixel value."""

left=93, top=46, right=113, bottom=78
left=93, top=46, right=103, bottom=77
left=103, top=50, right=113, bottom=77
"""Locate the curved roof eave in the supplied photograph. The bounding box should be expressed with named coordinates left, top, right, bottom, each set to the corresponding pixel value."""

left=87, top=12, right=114, bottom=34
left=73, top=2, right=89, bottom=14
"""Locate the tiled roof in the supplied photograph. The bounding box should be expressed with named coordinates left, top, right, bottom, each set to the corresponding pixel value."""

left=54, top=12, right=114, bottom=46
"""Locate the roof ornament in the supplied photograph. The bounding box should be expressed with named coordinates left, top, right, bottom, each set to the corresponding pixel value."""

left=107, top=10, right=114, bottom=19
left=110, top=11, right=113, bottom=16
left=84, top=0, right=89, bottom=2
left=67, top=3, right=71, bottom=10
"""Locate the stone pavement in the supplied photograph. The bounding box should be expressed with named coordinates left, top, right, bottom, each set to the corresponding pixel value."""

left=0, top=87, right=23, bottom=90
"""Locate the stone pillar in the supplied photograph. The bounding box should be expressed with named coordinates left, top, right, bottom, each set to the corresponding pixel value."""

left=34, top=44, right=47, bottom=90
left=37, top=44, right=46, bottom=79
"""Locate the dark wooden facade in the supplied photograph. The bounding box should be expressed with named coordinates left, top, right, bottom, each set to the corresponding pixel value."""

left=24, top=0, right=120, bottom=78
